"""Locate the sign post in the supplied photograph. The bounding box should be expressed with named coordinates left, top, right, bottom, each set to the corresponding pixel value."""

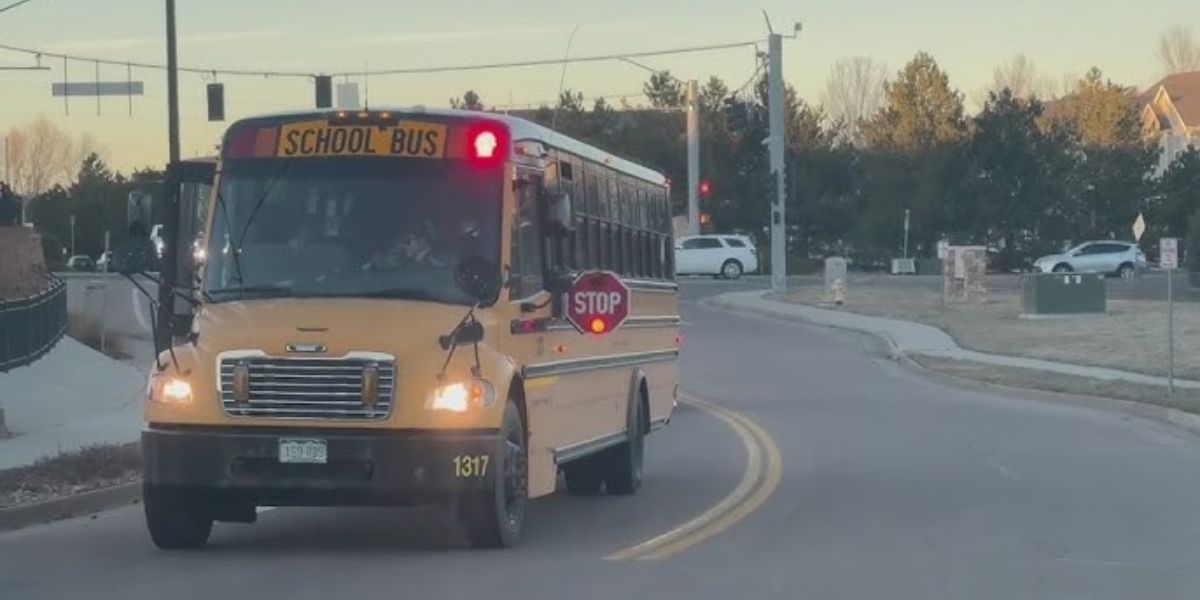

left=564, top=271, right=630, bottom=335
left=1161, top=237, right=1178, bottom=396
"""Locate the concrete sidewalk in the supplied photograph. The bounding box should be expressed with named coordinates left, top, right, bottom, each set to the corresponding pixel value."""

left=712, top=290, right=1200, bottom=391
left=0, top=338, right=144, bottom=471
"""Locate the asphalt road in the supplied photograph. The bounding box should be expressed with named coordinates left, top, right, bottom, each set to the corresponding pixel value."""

left=6, top=277, right=1200, bottom=598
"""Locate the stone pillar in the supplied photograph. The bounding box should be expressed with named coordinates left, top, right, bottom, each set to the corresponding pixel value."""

left=943, top=246, right=987, bottom=303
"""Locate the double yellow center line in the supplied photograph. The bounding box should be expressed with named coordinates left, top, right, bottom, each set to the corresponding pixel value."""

left=605, top=393, right=782, bottom=561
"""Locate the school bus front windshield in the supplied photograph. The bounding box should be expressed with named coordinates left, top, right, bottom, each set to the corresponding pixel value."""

left=203, top=158, right=502, bottom=305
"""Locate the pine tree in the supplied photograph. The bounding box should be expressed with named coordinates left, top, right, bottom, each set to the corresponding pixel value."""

left=861, top=52, right=966, bottom=151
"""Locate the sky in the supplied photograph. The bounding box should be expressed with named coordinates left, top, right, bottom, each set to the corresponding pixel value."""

left=1, top=0, right=1198, bottom=174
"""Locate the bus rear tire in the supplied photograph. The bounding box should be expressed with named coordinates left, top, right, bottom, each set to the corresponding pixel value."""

left=563, top=458, right=604, bottom=495
left=460, top=401, right=527, bottom=548
left=602, top=391, right=646, bottom=496
left=144, top=484, right=213, bottom=550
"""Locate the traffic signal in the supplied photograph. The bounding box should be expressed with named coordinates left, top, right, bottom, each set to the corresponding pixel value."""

left=315, top=75, right=333, bottom=109
left=699, top=179, right=712, bottom=198
left=206, top=84, right=225, bottom=122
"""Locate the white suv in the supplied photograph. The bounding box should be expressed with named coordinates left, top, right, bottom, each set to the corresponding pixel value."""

left=675, top=235, right=758, bottom=279
left=1032, top=241, right=1147, bottom=278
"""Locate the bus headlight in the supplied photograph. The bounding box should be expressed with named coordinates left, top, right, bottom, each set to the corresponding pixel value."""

left=148, top=375, right=193, bottom=404
left=429, top=379, right=495, bottom=412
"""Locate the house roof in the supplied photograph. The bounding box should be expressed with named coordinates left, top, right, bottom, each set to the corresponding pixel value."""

left=1141, top=71, right=1200, bottom=130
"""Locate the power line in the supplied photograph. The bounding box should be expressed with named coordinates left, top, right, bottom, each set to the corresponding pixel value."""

left=733, top=60, right=765, bottom=96
left=0, top=0, right=38, bottom=15
left=494, top=91, right=648, bottom=110
left=351, top=40, right=760, bottom=77
left=0, top=39, right=762, bottom=80
left=0, top=42, right=314, bottom=78
left=619, top=57, right=664, bottom=75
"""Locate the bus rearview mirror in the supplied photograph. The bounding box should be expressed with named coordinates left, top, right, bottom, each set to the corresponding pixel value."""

left=545, top=269, right=575, bottom=295
left=455, top=257, right=501, bottom=303
left=112, top=239, right=157, bottom=275
left=543, top=190, right=573, bottom=237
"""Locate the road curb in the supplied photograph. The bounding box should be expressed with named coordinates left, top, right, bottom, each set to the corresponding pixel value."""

left=705, top=293, right=908, bottom=359
left=705, top=291, right=1200, bottom=439
left=0, top=481, right=141, bottom=532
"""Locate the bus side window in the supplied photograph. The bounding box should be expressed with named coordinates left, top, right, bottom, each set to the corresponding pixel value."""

left=510, top=177, right=544, bottom=299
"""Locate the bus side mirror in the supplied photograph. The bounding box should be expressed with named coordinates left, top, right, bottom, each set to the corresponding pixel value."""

left=112, top=238, right=157, bottom=275
left=545, top=269, right=575, bottom=295
left=455, top=257, right=501, bottom=303
left=543, top=190, right=573, bottom=237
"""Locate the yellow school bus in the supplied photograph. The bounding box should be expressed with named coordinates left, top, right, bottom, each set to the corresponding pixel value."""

left=140, top=108, right=679, bottom=549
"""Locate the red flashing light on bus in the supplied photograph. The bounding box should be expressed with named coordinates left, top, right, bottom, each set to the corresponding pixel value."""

left=224, top=126, right=258, bottom=158
left=465, top=123, right=508, bottom=167
left=474, top=131, right=498, bottom=159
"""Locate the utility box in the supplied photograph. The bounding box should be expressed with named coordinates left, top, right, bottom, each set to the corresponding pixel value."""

left=891, top=258, right=916, bottom=275
left=824, top=257, right=848, bottom=304
left=1021, top=273, right=1106, bottom=315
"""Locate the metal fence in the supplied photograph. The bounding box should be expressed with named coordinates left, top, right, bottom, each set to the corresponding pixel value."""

left=0, top=275, right=68, bottom=372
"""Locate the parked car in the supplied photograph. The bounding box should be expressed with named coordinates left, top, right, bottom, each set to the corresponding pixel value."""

left=1032, top=241, right=1146, bottom=278
left=675, top=234, right=758, bottom=279
left=65, top=254, right=96, bottom=272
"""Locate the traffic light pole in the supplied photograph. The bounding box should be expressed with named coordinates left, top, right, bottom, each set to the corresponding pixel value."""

left=157, top=0, right=182, bottom=349
left=685, top=79, right=700, bottom=236
left=767, top=33, right=786, bottom=291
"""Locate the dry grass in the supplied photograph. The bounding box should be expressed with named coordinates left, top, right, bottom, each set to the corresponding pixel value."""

left=910, top=354, right=1200, bottom=415
left=0, top=443, right=141, bottom=508
left=777, top=284, right=1200, bottom=380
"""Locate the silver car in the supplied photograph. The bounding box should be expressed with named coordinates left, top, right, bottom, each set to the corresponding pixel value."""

left=1032, top=241, right=1147, bottom=278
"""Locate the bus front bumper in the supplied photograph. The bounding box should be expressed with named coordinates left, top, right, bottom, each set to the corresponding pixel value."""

left=142, top=425, right=500, bottom=506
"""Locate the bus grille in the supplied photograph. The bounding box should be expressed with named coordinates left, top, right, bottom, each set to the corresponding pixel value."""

left=218, top=355, right=395, bottom=420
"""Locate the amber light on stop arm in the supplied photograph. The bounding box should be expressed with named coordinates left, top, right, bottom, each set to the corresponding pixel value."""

left=590, top=318, right=607, bottom=334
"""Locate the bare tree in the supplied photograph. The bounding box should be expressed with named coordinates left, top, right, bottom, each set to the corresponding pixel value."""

left=821, top=56, right=887, bottom=146
left=986, top=54, right=1056, bottom=101
left=5, top=117, right=76, bottom=197
left=1158, top=27, right=1200, bottom=75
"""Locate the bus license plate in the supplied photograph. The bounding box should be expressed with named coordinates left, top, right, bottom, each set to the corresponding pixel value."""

left=278, top=438, right=327, bottom=464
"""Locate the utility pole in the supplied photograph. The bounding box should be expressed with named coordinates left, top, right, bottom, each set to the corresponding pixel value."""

left=158, top=0, right=182, bottom=349
left=69, top=214, right=76, bottom=255
left=686, top=79, right=700, bottom=236
left=903, top=208, right=910, bottom=259
left=3, top=134, right=18, bottom=225
left=767, top=32, right=786, bottom=291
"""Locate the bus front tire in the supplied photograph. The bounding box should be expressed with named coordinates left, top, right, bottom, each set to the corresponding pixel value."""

left=144, top=484, right=213, bottom=550
left=460, top=401, right=527, bottom=548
